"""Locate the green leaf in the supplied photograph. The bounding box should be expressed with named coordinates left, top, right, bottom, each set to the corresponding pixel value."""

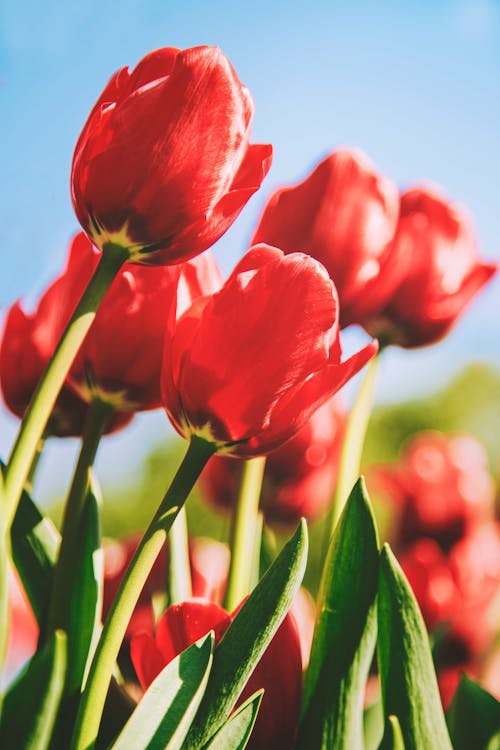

left=66, top=481, right=103, bottom=695
left=184, top=519, right=308, bottom=749
left=10, top=478, right=59, bottom=624
left=109, top=632, right=214, bottom=750
left=47, top=483, right=103, bottom=748
left=377, top=544, right=452, bottom=750
left=447, top=674, right=500, bottom=750
left=0, top=630, right=67, bottom=750
left=204, top=690, right=263, bottom=750
left=378, top=715, right=405, bottom=750
left=298, top=478, right=379, bottom=750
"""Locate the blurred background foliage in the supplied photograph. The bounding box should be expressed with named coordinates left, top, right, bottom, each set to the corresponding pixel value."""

left=47, top=360, right=500, bottom=596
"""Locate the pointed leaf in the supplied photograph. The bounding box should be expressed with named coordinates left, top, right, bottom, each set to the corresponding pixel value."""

left=377, top=544, right=452, bottom=750
left=204, top=690, right=263, bottom=750
left=184, top=519, right=308, bottom=748
left=378, top=715, right=405, bottom=750
left=298, top=478, right=379, bottom=749
left=109, top=632, right=214, bottom=750
left=66, top=481, right=103, bottom=695
left=9, top=477, right=59, bottom=624
left=0, top=630, right=66, bottom=750
left=447, top=674, right=500, bottom=750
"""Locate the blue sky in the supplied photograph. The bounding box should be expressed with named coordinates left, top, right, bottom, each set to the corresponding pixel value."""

left=1, top=0, right=499, bottom=500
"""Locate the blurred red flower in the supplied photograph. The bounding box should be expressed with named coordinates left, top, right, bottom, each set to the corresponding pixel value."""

left=162, top=244, right=377, bottom=457
left=67, top=235, right=223, bottom=411
left=251, top=148, right=401, bottom=327
left=366, top=188, right=497, bottom=347
left=400, top=522, right=500, bottom=706
left=200, top=397, right=346, bottom=523
left=373, top=431, right=495, bottom=550
left=72, top=46, right=272, bottom=264
left=130, top=598, right=302, bottom=750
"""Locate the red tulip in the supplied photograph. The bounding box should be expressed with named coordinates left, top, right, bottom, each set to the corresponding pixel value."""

left=400, top=522, right=500, bottom=660
left=162, top=244, right=377, bottom=457
left=0, top=240, right=132, bottom=436
left=366, top=188, right=497, bottom=347
left=373, top=431, right=495, bottom=550
left=251, top=149, right=401, bottom=327
left=1, top=233, right=223, bottom=433
left=72, top=46, right=272, bottom=264
left=448, top=523, right=500, bottom=655
left=130, top=598, right=302, bottom=750
left=399, top=539, right=458, bottom=631
left=67, top=234, right=223, bottom=411
left=200, top=397, right=347, bottom=523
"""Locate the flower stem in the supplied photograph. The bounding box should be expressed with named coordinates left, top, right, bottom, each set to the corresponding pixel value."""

left=25, top=437, right=45, bottom=496
left=327, top=354, right=379, bottom=538
left=224, top=456, right=266, bottom=612
left=167, top=506, right=192, bottom=604
left=70, top=436, right=215, bottom=750
left=46, top=399, right=112, bottom=638
left=3, top=246, right=128, bottom=528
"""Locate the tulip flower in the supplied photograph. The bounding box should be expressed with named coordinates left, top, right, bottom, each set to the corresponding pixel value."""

left=72, top=46, right=272, bottom=264
left=1, top=233, right=223, bottom=431
left=130, top=598, right=302, bottom=750
left=400, top=523, right=500, bottom=699
left=366, top=188, right=497, bottom=347
left=448, top=523, right=500, bottom=656
left=67, top=234, right=223, bottom=411
left=251, top=149, right=401, bottom=327
left=200, top=397, right=346, bottom=523
left=373, top=431, right=495, bottom=550
left=399, top=539, right=458, bottom=630
left=0, top=241, right=132, bottom=437
left=162, top=244, right=377, bottom=457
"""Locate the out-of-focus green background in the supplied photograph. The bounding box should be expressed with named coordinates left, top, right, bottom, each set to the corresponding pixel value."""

left=46, top=361, right=500, bottom=595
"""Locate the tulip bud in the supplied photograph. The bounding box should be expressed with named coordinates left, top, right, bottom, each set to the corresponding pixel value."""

left=366, top=188, right=497, bottom=347
left=162, top=244, right=377, bottom=457
left=72, top=46, right=272, bottom=264
left=252, top=148, right=401, bottom=327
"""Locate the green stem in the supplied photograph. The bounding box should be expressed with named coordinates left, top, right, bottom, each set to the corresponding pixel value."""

left=249, top=511, right=263, bottom=592
left=24, top=437, right=45, bottom=496
left=70, top=436, right=215, bottom=750
left=46, top=399, right=112, bottom=637
left=3, top=245, right=128, bottom=528
left=167, top=506, right=192, bottom=604
left=223, top=456, right=266, bottom=612
left=327, top=354, right=379, bottom=539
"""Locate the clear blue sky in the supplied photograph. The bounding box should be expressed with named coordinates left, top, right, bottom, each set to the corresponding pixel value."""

left=1, top=0, right=499, bottom=499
